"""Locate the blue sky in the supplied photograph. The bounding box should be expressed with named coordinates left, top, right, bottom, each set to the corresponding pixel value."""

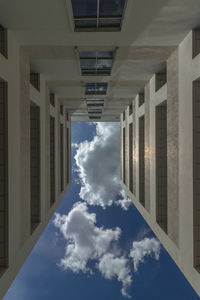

left=4, top=122, right=200, bottom=300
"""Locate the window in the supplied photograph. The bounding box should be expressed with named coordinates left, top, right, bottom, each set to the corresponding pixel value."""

left=155, top=68, right=167, bottom=92
left=89, top=116, right=101, bottom=120
left=0, top=25, right=7, bottom=58
left=50, top=93, right=55, bottom=107
left=30, top=103, right=40, bottom=233
left=123, top=127, right=125, bottom=184
left=139, top=116, right=145, bottom=207
left=139, top=92, right=144, bottom=107
left=88, top=108, right=102, bottom=114
left=129, top=103, right=132, bottom=115
left=60, top=124, right=64, bottom=192
left=86, top=99, right=104, bottom=107
left=193, top=80, right=200, bottom=270
left=85, top=82, right=107, bottom=95
left=123, top=111, right=125, bottom=121
left=79, top=50, right=114, bottom=75
left=71, top=0, right=127, bottom=31
left=30, top=73, right=40, bottom=91
left=50, top=116, right=55, bottom=207
left=0, top=80, right=8, bottom=272
left=60, top=105, right=63, bottom=115
left=156, top=102, right=167, bottom=233
left=193, top=28, right=200, bottom=58
left=129, top=123, right=133, bottom=193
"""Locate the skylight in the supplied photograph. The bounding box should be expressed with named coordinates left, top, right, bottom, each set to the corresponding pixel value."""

left=71, top=0, right=127, bottom=31
left=89, top=116, right=101, bottom=120
left=88, top=108, right=102, bottom=114
left=86, top=99, right=104, bottom=107
left=85, top=82, right=108, bottom=95
left=79, top=51, right=114, bottom=75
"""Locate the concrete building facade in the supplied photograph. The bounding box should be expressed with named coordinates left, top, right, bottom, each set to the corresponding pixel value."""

left=121, top=30, right=200, bottom=296
left=0, top=29, right=71, bottom=298
left=0, top=0, right=200, bottom=298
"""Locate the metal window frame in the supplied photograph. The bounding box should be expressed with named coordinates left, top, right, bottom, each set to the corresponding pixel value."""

left=86, top=99, right=104, bottom=107
left=89, top=116, right=101, bottom=120
left=85, top=82, right=108, bottom=95
left=88, top=108, right=102, bottom=114
left=69, top=0, right=128, bottom=32
left=77, top=48, right=117, bottom=76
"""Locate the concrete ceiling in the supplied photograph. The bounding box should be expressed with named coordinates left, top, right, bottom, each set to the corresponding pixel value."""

left=0, top=0, right=200, bottom=121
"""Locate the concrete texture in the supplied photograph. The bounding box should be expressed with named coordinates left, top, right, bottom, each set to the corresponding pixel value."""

left=121, top=31, right=200, bottom=297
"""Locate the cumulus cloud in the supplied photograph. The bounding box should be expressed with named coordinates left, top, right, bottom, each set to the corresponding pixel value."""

left=98, top=253, right=132, bottom=298
left=129, top=238, right=161, bottom=272
left=74, top=122, right=131, bottom=209
left=53, top=202, right=121, bottom=273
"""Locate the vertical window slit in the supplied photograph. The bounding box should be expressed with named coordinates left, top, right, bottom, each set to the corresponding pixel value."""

left=60, top=124, right=64, bottom=192
left=129, top=123, right=133, bottom=193
left=156, top=101, right=167, bottom=233
left=193, top=80, right=200, bottom=270
left=139, top=116, right=145, bottom=206
left=30, top=103, right=40, bottom=233
left=0, top=80, right=8, bottom=274
left=50, top=116, right=55, bottom=206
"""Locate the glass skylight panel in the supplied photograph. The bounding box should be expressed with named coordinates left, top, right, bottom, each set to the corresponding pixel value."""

left=88, top=108, right=102, bottom=114
left=85, top=83, right=107, bottom=95
left=71, top=0, right=127, bottom=31
left=79, top=51, right=114, bottom=75
left=86, top=99, right=104, bottom=107
left=89, top=116, right=101, bottom=120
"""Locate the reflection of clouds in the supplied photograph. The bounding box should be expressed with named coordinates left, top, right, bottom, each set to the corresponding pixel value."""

left=100, top=0, right=125, bottom=16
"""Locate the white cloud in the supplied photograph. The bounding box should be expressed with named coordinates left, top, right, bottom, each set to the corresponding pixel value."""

left=74, top=122, right=131, bottom=209
left=116, top=190, right=132, bottom=211
left=53, top=202, right=121, bottom=274
left=129, top=238, right=161, bottom=272
left=98, top=253, right=132, bottom=298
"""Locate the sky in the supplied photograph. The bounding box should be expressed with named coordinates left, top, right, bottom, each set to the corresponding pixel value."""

left=3, top=122, right=200, bottom=300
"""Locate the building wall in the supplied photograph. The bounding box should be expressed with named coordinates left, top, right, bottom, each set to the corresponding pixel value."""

left=0, top=31, right=71, bottom=299
left=121, top=30, right=200, bottom=296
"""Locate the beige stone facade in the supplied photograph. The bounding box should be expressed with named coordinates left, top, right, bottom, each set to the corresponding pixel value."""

left=0, top=0, right=200, bottom=298
left=121, top=31, right=200, bottom=297
left=0, top=32, right=71, bottom=299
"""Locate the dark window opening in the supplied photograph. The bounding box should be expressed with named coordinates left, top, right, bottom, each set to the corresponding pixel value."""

left=0, top=25, right=7, bottom=58
left=50, top=116, right=55, bottom=206
left=60, top=105, right=63, bottom=115
left=139, top=93, right=144, bottom=107
left=155, top=68, right=167, bottom=92
left=129, top=123, right=133, bottom=193
left=156, top=101, right=167, bottom=233
left=71, top=0, right=127, bottom=31
left=30, top=103, right=40, bottom=233
left=193, top=80, right=200, bottom=271
left=139, top=116, right=145, bottom=207
left=85, top=82, right=108, bottom=95
left=129, top=103, right=132, bottom=115
left=60, top=124, right=64, bottom=192
left=123, top=127, right=125, bottom=184
left=123, top=111, right=125, bottom=121
left=193, top=28, right=200, bottom=58
left=79, top=50, right=114, bottom=75
left=50, top=93, right=55, bottom=107
left=30, top=73, right=40, bottom=92
left=66, top=127, right=70, bottom=185
left=0, top=80, right=8, bottom=274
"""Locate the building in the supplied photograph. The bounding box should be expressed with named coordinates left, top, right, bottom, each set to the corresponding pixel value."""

left=0, top=0, right=200, bottom=298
